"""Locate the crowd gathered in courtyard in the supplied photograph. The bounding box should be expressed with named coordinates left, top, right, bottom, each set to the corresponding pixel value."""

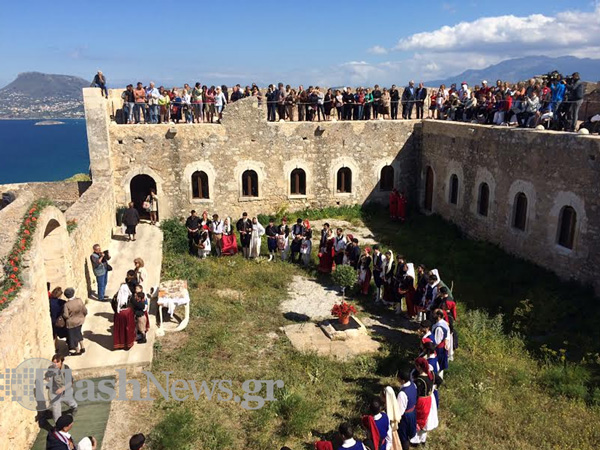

left=90, top=69, right=596, bottom=132
left=44, top=186, right=456, bottom=449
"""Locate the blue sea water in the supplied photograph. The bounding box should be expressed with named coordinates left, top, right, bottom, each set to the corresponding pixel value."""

left=0, top=119, right=90, bottom=183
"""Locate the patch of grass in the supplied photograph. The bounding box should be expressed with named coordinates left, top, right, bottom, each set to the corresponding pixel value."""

left=148, top=408, right=198, bottom=450
left=151, top=207, right=600, bottom=449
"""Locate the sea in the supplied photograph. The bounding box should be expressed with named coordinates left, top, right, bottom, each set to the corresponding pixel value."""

left=0, top=119, right=90, bottom=184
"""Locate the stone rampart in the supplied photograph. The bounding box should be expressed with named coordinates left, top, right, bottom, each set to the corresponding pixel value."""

left=420, top=120, right=600, bottom=289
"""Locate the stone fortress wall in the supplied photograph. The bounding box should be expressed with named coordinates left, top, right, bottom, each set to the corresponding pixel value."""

left=1, top=86, right=600, bottom=449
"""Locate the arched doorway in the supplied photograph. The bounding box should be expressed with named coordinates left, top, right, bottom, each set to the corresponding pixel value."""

left=42, top=219, right=69, bottom=291
left=130, top=174, right=157, bottom=220
left=424, top=166, right=434, bottom=211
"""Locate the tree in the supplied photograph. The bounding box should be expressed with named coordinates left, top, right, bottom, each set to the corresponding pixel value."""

left=331, top=265, right=357, bottom=299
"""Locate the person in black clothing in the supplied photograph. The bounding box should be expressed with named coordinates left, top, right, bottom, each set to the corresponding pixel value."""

left=266, top=85, right=276, bottom=121
left=91, top=70, right=108, bottom=98
left=372, top=245, right=384, bottom=302
left=46, top=414, right=76, bottom=450
left=342, top=87, right=355, bottom=120
left=290, top=218, right=305, bottom=263
left=372, top=85, right=382, bottom=119
left=319, top=222, right=330, bottom=251
left=265, top=218, right=279, bottom=261
left=122, top=202, right=140, bottom=242
left=415, top=83, right=427, bottom=119
left=230, top=84, right=244, bottom=102
left=133, top=290, right=147, bottom=343
left=185, top=210, right=200, bottom=256
left=390, top=85, right=400, bottom=120
left=121, top=84, right=135, bottom=124
left=349, top=237, right=361, bottom=269
left=402, top=80, right=416, bottom=119
left=567, top=72, right=584, bottom=132
left=236, top=212, right=253, bottom=258
left=415, top=264, right=429, bottom=321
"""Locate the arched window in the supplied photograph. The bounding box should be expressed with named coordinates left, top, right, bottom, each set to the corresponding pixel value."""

left=513, top=193, right=528, bottom=231
left=380, top=165, right=394, bottom=191
left=242, top=170, right=259, bottom=197
left=337, top=167, right=352, bottom=193
left=424, top=166, right=434, bottom=211
left=449, top=174, right=459, bottom=205
left=478, top=183, right=489, bottom=216
left=290, top=168, right=306, bottom=195
left=557, top=206, right=576, bottom=249
left=191, top=171, right=209, bottom=199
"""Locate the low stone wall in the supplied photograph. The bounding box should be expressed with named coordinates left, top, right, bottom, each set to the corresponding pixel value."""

left=0, top=190, right=34, bottom=279
left=420, top=120, right=600, bottom=290
left=0, top=206, right=67, bottom=450
left=0, top=181, right=91, bottom=211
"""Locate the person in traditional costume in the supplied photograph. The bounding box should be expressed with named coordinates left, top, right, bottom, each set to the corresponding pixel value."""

left=196, top=230, right=212, bottom=258
left=421, top=341, right=442, bottom=407
left=438, top=291, right=458, bottom=361
left=432, top=309, right=451, bottom=377
left=318, top=228, right=335, bottom=273
left=362, top=398, right=392, bottom=450
left=415, top=265, right=429, bottom=321
left=389, top=188, right=400, bottom=220
left=132, top=290, right=149, bottom=344
left=249, top=217, right=265, bottom=258
left=236, top=212, right=253, bottom=258
left=358, top=247, right=372, bottom=295
left=265, top=218, right=279, bottom=261
left=113, top=283, right=136, bottom=350
left=412, top=357, right=439, bottom=446
left=398, top=262, right=416, bottom=318
left=392, top=255, right=406, bottom=314
left=185, top=210, right=200, bottom=256
left=384, top=385, right=403, bottom=450
left=290, top=218, right=305, bottom=263
left=372, top=245, right=384, bottom=303
left=397, top=191, right=407, bottom=223
left=336, top=423, right=368, bottom=450
left=319, top=222, right=330, bottom=252
left=210, top=214, right=224, bottom=256
left=382, top=250, right=395, bottom=304
left=46, top=414, right=76, bottom=450
left=397, top=370, right=418, bottom=450
left=277, top=218, right=290, bottom=261
left=200, top=210, right=211, bottom=231
left=221, top=217, right=238, bottom=256
left=333, top=228, right=346, bottom=266
left=343, top=235, right=354, bottom=266
left=300, top=227, right=313, bottom=266
left=419, top=320, right=434, bottom=350
left=424, top=272, right=441, bottom=317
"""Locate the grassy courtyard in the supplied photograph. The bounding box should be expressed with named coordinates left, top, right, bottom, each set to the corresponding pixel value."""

left=147, top=209, right=600, bottom=450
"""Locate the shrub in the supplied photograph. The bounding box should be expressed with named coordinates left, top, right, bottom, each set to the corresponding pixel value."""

left=274, top=389, right=319, bottom=437
left=332, top=264, right=357, bottom=298
left=538, top=363, right=591, bottom=401
left=161, top=218, right=189, bottom=255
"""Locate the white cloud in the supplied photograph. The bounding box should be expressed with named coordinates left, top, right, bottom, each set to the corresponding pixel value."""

left=394, top=5, right=600, bottom=53
left=368, top=45, right=388, bottom=55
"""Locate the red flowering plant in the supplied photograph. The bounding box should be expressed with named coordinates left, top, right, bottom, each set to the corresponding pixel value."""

left=331, top=301, right=357, bottom=319
left=0, top=198, right=53, bottom=311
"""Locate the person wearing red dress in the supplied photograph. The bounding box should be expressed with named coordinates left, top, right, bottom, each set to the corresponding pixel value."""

left=397, top=191, right=407, bottom=223
left=389, top=188, right=400, bottom=220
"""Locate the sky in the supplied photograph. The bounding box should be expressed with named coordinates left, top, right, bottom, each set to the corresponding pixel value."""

left=0, top=0, right=599, bottom=88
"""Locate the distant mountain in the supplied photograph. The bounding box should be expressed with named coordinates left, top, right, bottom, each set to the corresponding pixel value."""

left=426, top=56, right=600, bottom=87
left=0, top=72, right=89, bottom=119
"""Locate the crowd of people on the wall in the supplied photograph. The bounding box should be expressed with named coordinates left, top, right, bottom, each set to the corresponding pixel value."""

left=91, top=68, right=593, bottom=132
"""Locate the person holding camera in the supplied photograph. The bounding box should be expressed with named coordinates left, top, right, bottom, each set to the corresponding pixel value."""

left=90, top=244, right=110, bottom=301
left=567, top=72, right=584, bottom=132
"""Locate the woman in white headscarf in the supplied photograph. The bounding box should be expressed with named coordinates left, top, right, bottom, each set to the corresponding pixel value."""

left=385, top=386, right=403, bottom=450
left=382, top=250, right=395, bottom=304
left=249, top=217, right=265, bottom=258
left=78, top=436, right=97, bottom=450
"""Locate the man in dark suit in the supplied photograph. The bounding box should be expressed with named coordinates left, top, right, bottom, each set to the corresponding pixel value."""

left=390, top=85, right=400, bottom=119
left=401, top=80, right=416, bottom=119
left=415, top=82, right=428, bottom=119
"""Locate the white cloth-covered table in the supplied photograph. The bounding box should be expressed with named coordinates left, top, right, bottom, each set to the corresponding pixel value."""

left=156, top=280, right=190, bottom=335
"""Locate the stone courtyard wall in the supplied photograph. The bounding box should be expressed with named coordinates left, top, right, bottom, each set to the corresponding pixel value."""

left=420, top=120, right=600, bottom=289
left=100, top=91, right=420, bottom=219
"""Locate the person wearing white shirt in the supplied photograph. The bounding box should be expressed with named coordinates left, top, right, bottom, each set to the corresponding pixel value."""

left=334, top=228, right=346, bottom=265
left=396, top=370, right=418, bottom=448
left=215, top=86, right=227, bottom=121
left=197, top=230, right=212, bottom=258
left=337, top=423, right=367, bottom=450
left=146, top=82, right=160, bottom=124
left=210, top=214, right=225, bottom=256
left=249, top=217, right=265, bottom=258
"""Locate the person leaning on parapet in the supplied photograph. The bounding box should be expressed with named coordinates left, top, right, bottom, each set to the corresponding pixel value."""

left=90, top=70, right=108, bottom=98
left=567, top=72, right=584, bottom=132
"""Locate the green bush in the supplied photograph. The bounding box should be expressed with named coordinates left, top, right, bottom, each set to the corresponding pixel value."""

left=332, top=264, right=357, bottom=289
left=161, top=218, right=189, bottom=255
left=538, top=363, right=591, bottom=401
left=149, top=408, right=198, bottom=450
left=274, top=390, right=319, bottom=437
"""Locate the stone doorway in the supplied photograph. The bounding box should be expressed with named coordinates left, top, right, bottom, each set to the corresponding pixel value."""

left=130, top=174, right=157, bottom=220
left=42, top=219, right=70, bottom=291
